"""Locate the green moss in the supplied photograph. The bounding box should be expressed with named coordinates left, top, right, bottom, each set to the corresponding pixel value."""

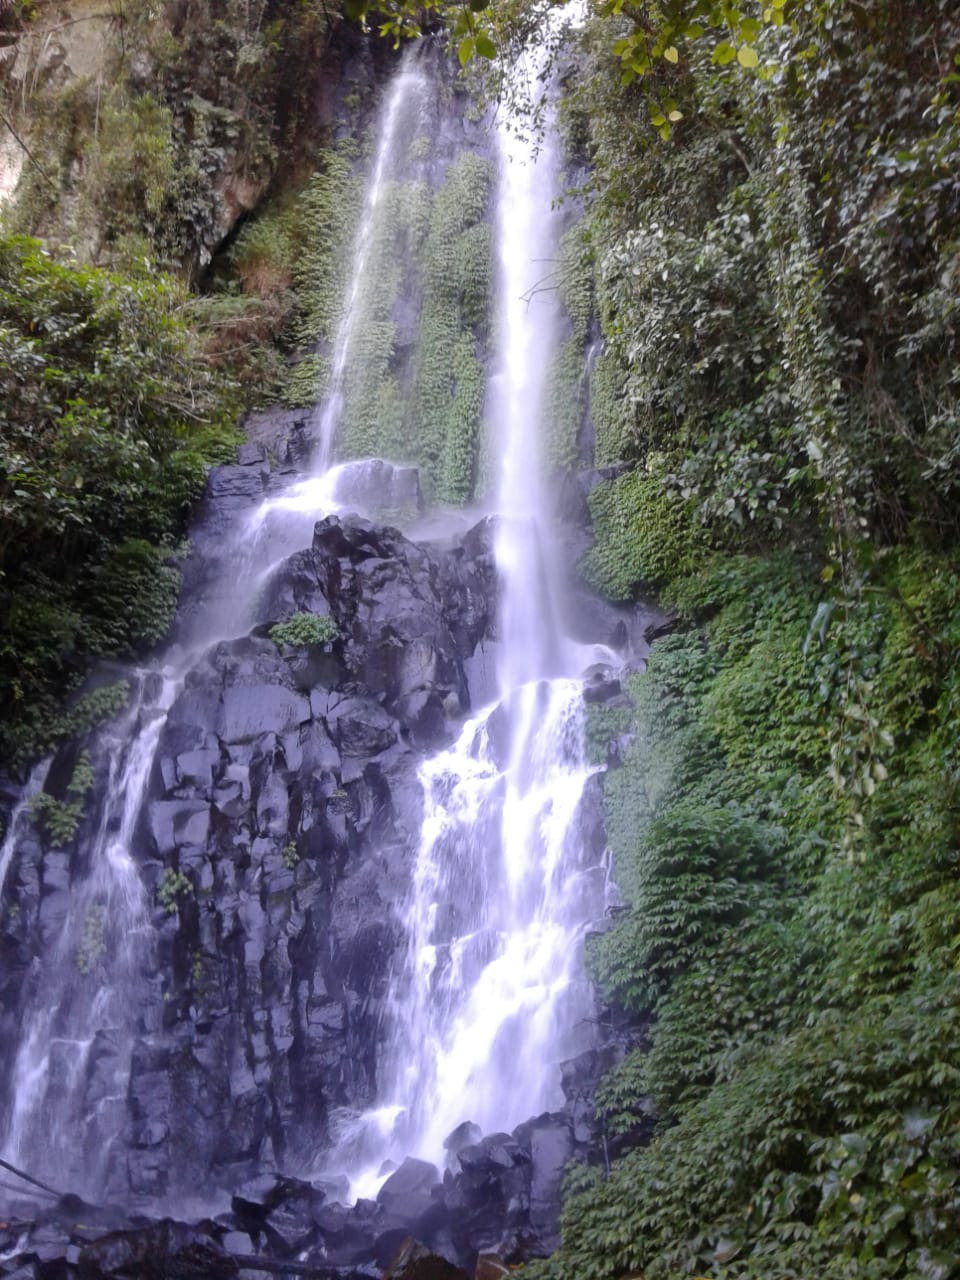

left=556, top=221, right=594, bottom=347
left=544, top=337, right=586, bottom=472
left=403, top=153, right=493, bottom=502
left=282, top=145, right=494, bottom=502
left=76, top=906, right=106, bottom=976
left=284, top=151, right=364, bottom=398
left=582, top=463, right=707, bottom=598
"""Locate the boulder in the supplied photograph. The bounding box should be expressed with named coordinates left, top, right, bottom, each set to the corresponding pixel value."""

left=383, top=1237, right=468, bottom=1280
left=77, top=1220, right=237, bottom=1279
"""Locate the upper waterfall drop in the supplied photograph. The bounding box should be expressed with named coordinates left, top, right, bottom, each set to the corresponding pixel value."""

left=337, top=3, right=610, bottom=1192
left=310, top=62, right=429, bottom=476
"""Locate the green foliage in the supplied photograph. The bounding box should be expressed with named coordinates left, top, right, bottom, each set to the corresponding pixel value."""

left=31, top=752, right=93, bottom=847
left=0, top=235, right=235, bottom=764
left=543, top=338, right=586, bottom=473
left=286, top=145, right=493, bottom=503
left=79, top=93, right=177, bottom=248
left=285, top=151, right=363, bottom=396
left=582, top=462, right=707, bottom=598
left=79, top=539, right=183, bottom=655
left=269, top=612, right=338, bottom=648
left=157, top=868, right=192, bottom=915
left=281, top=841, right=300, bottom=870
left=544, top=540, right=960, bottom=1280
left=4, top=0, right=347, bottom=272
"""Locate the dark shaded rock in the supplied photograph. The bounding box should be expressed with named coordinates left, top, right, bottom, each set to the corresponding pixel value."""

left=377, top=1159, right=439, bottom=1208
left=643, top=616, right=679, bottom=644
left=230, top=1174, right=286, bottom=1222
left=462, top=643, right=499, bottom=712
left=218, top=686, right=311, bottom=743
left=528, top=1119, right=574, bottom=1237
left=443, top=1121, right=482, bottom=1159
left=206, top=464, right=268, bottom=506
left=383, top=1237, right=468, bottom=1280
left=582, top=664, right=621, bottom=705
left=78, top=1220, right=238, bottom=1279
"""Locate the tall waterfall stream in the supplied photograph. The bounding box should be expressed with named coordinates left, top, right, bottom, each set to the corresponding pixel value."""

left=0, top=14, right=625, bottom=1236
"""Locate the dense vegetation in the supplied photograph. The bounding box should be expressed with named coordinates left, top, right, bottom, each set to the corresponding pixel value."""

left=0, top=236, right=236, bottom=762
left=0, top=0, right=354, bottom=762
left=525, top=1, right=960, bottom=1276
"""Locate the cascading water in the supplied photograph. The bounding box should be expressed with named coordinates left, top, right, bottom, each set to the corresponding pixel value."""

left=2, top=669, right=180, bottom=1191
left=0, top=19, right=613, bottom=1224
left=0, top=64, right=436, bottom=1198
left=340, top=6, right=610, bottom=1190
left=0, top=760, right=50, bottom=898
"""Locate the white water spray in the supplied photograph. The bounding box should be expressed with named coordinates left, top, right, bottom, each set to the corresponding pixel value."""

left=2, top=668, right=181, bottom=1188
left=341, top=5, right=606, bottom=1192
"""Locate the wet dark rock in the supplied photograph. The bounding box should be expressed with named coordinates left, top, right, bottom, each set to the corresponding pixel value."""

left=218, top=686, right=311, bottom=743
left=443, top=1122, right=482, bottom=1159
left=77, top=1219, right=238, bottom=1279
left=528, top=1120, right=574, bottom=1239
left=331, top=460, right=424, bottom=519
left=643, top=615, right=679, bottom=644
left=377, top=1159, right=439, bottom=1209
left=582, top=664, right=621, bottom=705
left=383, top=1237, right=468, bottom=1280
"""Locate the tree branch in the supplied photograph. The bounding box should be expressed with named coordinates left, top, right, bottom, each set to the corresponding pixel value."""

left=0, top=110, right=57, bottom=190
left=0, top=1156, right=64, bottom=1200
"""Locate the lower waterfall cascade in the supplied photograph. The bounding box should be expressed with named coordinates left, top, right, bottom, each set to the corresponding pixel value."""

left=0, top=15, right=652, bottom=1272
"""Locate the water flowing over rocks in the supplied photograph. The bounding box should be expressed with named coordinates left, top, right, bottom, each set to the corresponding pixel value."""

left=0, top=21, right=662, bottom=1274
left=0, top=446, right=650, bottom=1275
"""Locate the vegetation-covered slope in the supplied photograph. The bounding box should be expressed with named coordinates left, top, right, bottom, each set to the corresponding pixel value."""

left=530, top=1, right=960, bottom=1276
left=0, top=1, right=365, bottom=761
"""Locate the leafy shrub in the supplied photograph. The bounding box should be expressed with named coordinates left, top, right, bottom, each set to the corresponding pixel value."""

left=31, top=752, right=93, bottom=847
left=544, top=546, right=960, bottom=1280
left=157, top=868, right=192, bottom=915
left=582, top=463, right=707, bottom=598
left=269, top=612, right=338, bottom=648
left=0, top=235, right=235, bottom=763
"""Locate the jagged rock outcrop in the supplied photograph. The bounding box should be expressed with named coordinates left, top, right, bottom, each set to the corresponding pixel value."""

left=0, top=437, right=652, bottom=1272
left=121, top=509, right=499, bottom=1196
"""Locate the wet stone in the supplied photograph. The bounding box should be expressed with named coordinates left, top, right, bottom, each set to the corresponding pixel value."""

left=218, top=686, right=310, bottom=743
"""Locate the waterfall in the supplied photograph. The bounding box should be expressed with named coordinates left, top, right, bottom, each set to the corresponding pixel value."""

left=0, top=22, right=609, bottom=1211
left=0, top=759, right=50, bottom=898
left=0, top=65, right=435, bottom=1198
left=1, top=669, right=181, bottom=1191
left=339, top=7, right=608, bottom=1191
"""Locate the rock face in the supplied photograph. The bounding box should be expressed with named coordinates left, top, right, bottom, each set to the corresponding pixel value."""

left=129, top=508, right=499, bottom=1196
left=0, top=446, right=652, bottom=1274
